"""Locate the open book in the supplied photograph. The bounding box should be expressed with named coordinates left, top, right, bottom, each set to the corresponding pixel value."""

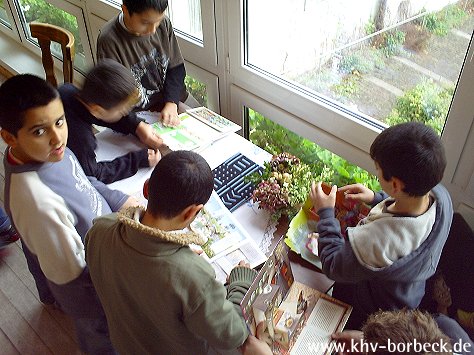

left=190, top=191, right=267, bottom=283
left=139, top=107, right=240, bottom=152
left=240, top=239, right=351, bottom=354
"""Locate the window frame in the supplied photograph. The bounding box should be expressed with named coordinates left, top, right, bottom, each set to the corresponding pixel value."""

left=9, top=0, right=94, bottom=74
left=0, top=0, right=20, bottom=40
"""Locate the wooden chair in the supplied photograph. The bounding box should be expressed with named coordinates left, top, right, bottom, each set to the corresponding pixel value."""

left=29, top=22, right=75, bottom=87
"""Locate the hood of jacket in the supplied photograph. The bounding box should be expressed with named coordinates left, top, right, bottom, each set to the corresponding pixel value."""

left=117, top=207, right=206, bottom=255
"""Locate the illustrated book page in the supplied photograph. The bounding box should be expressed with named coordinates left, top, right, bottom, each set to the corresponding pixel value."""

left=139, top=111, right=225, bottom=152
left=190, top=191, right=267, bottom=283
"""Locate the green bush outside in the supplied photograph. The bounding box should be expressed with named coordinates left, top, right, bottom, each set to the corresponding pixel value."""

left=339, top=48, right=385, bottom=75
left=248, top=109, right=381, bottom=191
left=185, top=75, right=208, bottom=107
left=20, top=0, right=83, bottom=54
left=386, top=80, right=453, bottom=135
left=418, top=4, right=467, bottom=36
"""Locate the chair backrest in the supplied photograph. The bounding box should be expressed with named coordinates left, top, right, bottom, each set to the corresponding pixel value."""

left=29, top=22, right=75, bottom=87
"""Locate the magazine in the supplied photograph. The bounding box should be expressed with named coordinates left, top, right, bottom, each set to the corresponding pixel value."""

left=190, top=191, right=267, bottom=283
left=240, top=239, right=352, bottom=354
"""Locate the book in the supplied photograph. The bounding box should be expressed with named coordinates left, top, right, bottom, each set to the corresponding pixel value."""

left=285, top=183, right=370, bottom=269
left=187, top=107, right=241, bottom=133
left=189, top=191, right=267, bottom=284
left=149, top=112, right=225, bottom=152
left=240, top=239, right=352, bottom=354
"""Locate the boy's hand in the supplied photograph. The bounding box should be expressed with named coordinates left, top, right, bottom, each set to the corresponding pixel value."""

left=240, top=322, right=273, bottom=355
left=310, top=182, right=337, bottom=211
left=135, top=121, right=163, bottom=150
left=338, top=183, right=375, bottom=204
left=161, top=102, right=180, bottom=127
left=147, top=149, right=161, bottom=167
left=226, top=260, right=251, bottom=283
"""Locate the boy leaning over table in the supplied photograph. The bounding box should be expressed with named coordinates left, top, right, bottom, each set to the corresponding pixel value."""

left=85, top=150, right=271, bottom=355
left=59, top=59, right=161, bottom=183
left=0, top=74, right=138, bottom=354
left=310, top=122, right=453, bottom=330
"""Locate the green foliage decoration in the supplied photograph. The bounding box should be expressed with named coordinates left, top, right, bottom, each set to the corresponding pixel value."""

left=386, top=80, right=453, bottom=135
left=246, top=152, right=329, bottom=221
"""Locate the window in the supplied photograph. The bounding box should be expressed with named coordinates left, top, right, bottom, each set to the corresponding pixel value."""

left=17, top=0, right=91, bottom=72
left=168, top=0, right=203, bottom=43
left=248, top=107, right=380, bottom=190
left=245, top=0, right=474, bottom=134
left=0, top=0, right=11, bottom=27
left=185, top=75, right=208, bottom=107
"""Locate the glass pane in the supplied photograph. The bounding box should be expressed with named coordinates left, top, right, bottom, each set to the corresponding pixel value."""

left=185, top=75, right=208, bottom=107
left=246, top=0, right=474, bottom=135
left=168, top=0, right=203, bottom=41
left=0, top=0, right=11, bottom=26
left=18, top=0, right=86, bottom=72
left=248, top=107, right=381, bottom=191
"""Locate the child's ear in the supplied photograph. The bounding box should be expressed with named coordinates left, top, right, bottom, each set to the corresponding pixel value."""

left=85, top=103, right=105, bottom=119
left=182, top=204, right=203, bottom=223
left=0, top=129, right=18, bottom=147
left=142, top=179, right=150, bottom=200
left=391, top=176, right=405, bottom=194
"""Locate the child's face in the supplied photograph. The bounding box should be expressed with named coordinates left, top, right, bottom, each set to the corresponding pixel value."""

left=8, top=97, right=68, bottom=164
left=123, top=7, right=165, bottom=36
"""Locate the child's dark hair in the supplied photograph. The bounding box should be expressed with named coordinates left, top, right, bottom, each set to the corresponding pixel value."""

left=0, top=74, right=59, bottom=135
left=123, top=0, right=168, bottom=16
left=370, top=122, right=446, bottom=196
left=79, top=59, right=138, bottom=109
left=147, top=151, right=213, bottom=218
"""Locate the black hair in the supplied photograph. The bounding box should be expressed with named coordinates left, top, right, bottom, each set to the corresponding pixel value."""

left=0, top=74, right=59, bottom=135
left=123, top=0, right=168, bottom=16
left=147, top=150, right=213, bottom=218
left=79, top=59, right=138, bottom=110
left=370, top=122, right=446, bottom=196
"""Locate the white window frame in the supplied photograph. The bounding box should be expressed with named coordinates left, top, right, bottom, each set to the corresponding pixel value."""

left=227, top=0, right=382, bottom=156
left=0, top=0, right=20, bottom=40
left=174, top=0, right=217, bottom=72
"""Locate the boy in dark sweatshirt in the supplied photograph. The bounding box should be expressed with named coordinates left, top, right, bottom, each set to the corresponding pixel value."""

left=59, top=59, right=161, bottom=183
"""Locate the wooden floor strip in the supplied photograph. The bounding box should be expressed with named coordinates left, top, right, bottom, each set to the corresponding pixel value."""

left=0, top=242, right=81, bottom=354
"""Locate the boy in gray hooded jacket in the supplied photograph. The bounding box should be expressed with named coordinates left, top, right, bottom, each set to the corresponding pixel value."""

left=310, top=122, right=452, bottom=329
